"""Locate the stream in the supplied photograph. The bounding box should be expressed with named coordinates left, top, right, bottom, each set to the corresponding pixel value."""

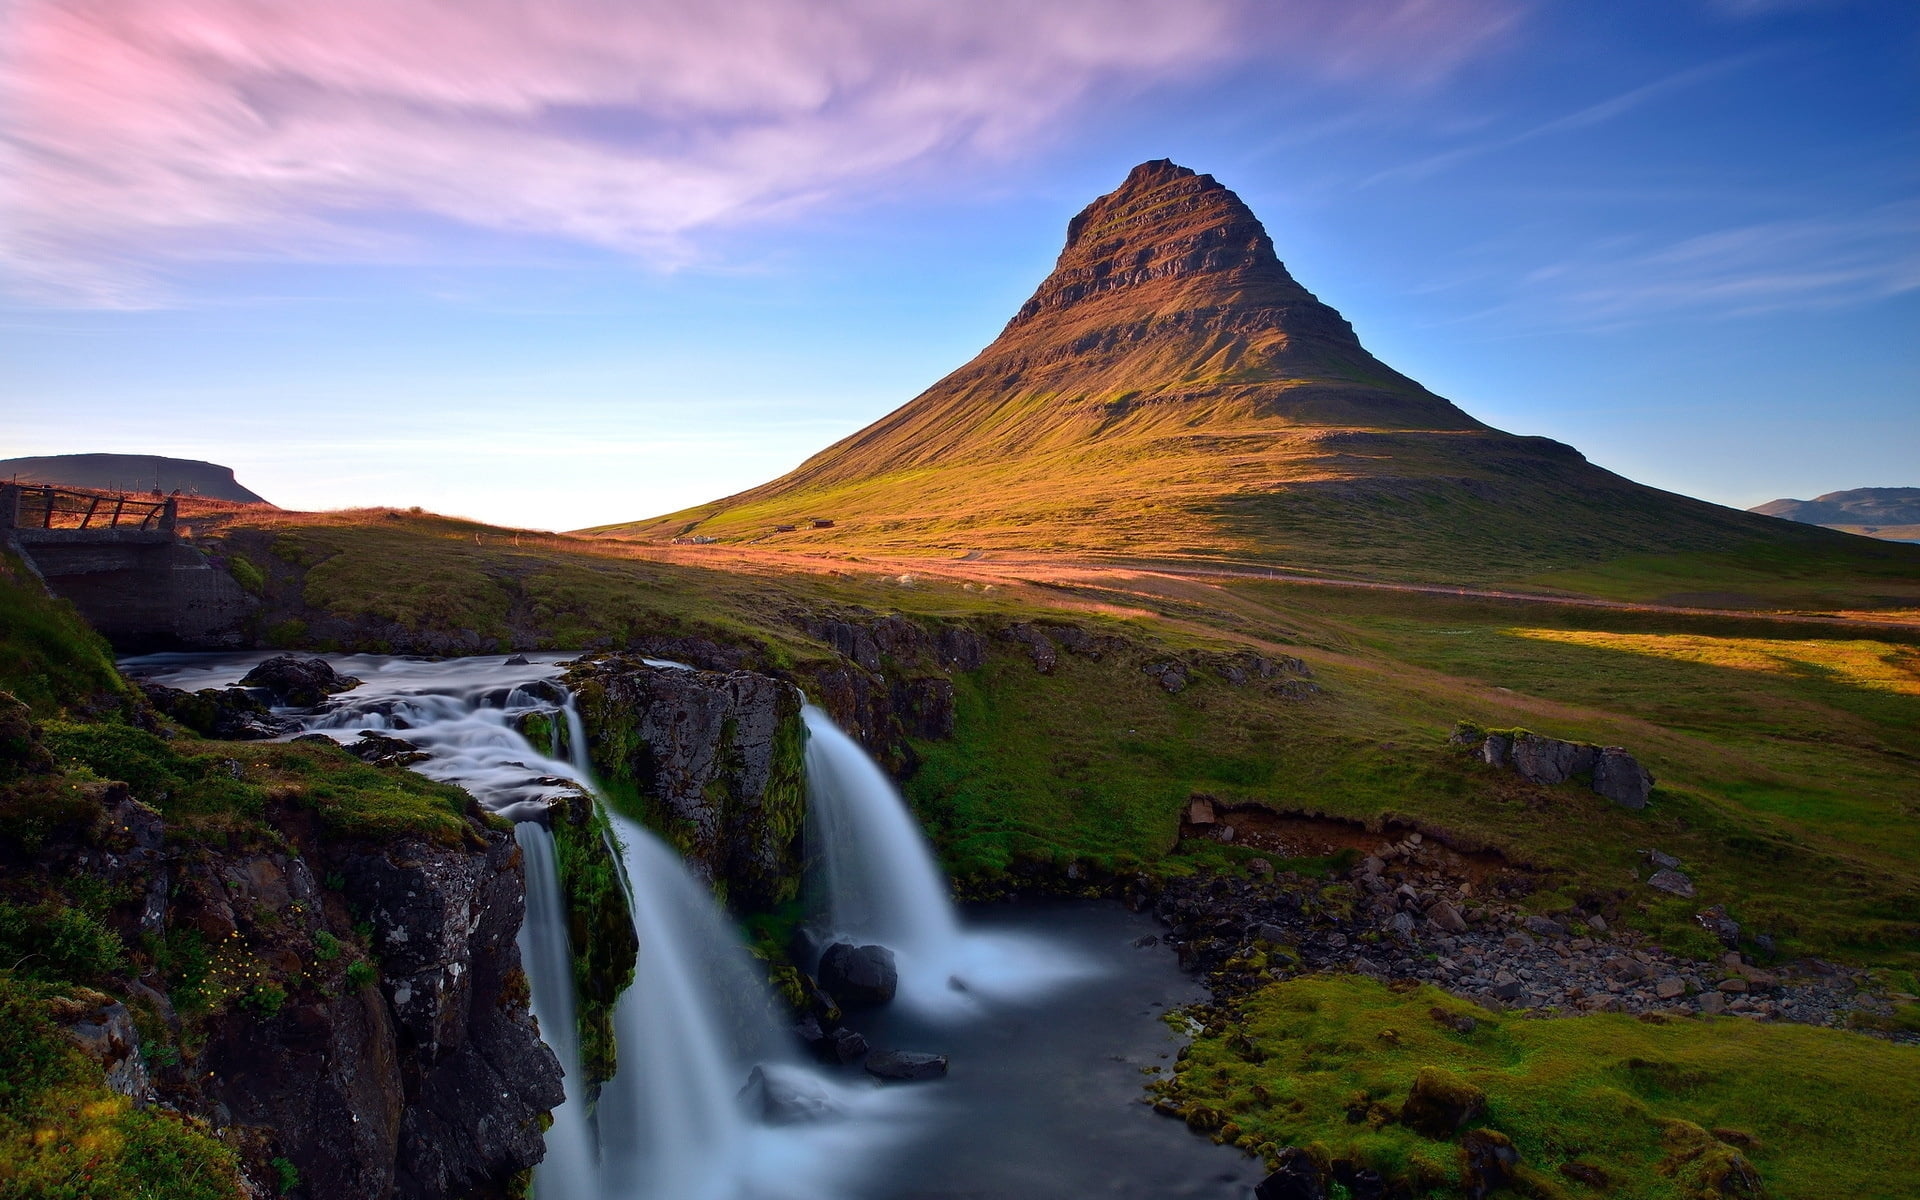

left=122, top=651, right=1262, bottom=1199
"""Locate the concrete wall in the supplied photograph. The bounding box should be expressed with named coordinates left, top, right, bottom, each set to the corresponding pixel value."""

left=10, top=534, right=255, bottom=649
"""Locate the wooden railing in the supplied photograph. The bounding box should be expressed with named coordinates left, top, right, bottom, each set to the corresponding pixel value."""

left=0, top=483, right=176, bottom=533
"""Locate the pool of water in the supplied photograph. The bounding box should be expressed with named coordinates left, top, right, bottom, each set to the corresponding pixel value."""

left=832, top=899, right=1263, bottom=1200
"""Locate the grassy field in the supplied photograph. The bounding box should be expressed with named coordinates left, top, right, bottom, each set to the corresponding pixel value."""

left=1163, top=974, right=1920, bottom=1199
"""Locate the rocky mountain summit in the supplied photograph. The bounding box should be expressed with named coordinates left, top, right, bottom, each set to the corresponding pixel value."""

left=603, top=161, right=1827, bottom=578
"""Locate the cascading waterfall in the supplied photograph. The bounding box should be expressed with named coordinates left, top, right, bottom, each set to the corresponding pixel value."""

left=124, top=651, right=904, bottom=1200
left=801, top=705, right=1090, bottom=1014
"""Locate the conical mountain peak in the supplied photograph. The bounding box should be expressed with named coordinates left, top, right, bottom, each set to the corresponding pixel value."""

left=1009, top=158, right=1327, bottom=332
left=598, top=161, right=1791, bottom=569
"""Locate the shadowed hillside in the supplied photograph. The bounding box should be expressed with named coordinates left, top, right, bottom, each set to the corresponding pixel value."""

left=590, top=161, right=1891, bottom=585
left=0, top=453, right=272, bottom=505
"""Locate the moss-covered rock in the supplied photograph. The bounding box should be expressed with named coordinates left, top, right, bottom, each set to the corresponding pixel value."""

left=546, top=786, right=637, bottom=1096
left=566, top=656, right=807, bottom=911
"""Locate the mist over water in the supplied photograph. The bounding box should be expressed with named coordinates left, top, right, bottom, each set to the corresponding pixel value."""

left=803, top=705, right=1093, bottom=1016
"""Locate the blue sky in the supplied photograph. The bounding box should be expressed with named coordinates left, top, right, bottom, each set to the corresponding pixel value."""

left=2, top=0, right=1914, bottom=531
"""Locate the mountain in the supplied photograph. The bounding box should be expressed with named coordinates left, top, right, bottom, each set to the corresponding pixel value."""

left=0, top=453, right=272, bottom=505
left=593, top=161, right=1864, bottom=582
left=1751, top=488, right=1920, bottom=542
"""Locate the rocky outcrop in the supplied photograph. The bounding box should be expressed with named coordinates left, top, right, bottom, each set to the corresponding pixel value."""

left=138, top=679, right=293, bottom=739
left=1454, top=724, right=1653, bottom=809
left=3, top=739, right=561, bottom=1199
left=566, top=655, right=807, bottom=909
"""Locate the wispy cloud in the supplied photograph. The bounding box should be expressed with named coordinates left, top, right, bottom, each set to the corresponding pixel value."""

left=1361, top=54, right=1766, bottom=188
left=1435, top=201, right=1920, bottom=330
left=0, top=0, right=1520, bottom=306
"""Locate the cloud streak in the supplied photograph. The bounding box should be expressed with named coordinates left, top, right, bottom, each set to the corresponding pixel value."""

left=0, top=0, right=1519, bottom=304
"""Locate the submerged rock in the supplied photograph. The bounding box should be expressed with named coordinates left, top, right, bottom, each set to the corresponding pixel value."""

left=818, top=941, right=899, bottom=1007
left=864, top=1050, right=948, bottom=1081
left=738, top=1065, right=838, bottom=1125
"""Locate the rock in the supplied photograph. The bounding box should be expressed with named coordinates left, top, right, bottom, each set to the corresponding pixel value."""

left=1209, top=825, right=1236, bottom=843
left=138, top=680, right=294, bottom=739
left=1429, top=1007, right=1477, bottom=1035
left=1256, top=1147, right=1329, bottom=1200
left=864, top=1050, right=948, bottom=1081
left=1186, top=795, right=1218, bottom=826
left=826, top=1027, right=870, bottom=1065
left=1656, top=976, right=1687, bottom=1000
left=1385, top=911, right=1416, bottom=939
left=1400, top=1066, right=1485, bottom=1138
left=793, top=1016, right=829, bottom=1057
left=503, top=654, right=530, bottom=665
left=1460, top=1129, right=1519, bottom=1199
left=1718, top=977, right=1749, bottom=994
left=346, top=730, right=430, bottom=767
left=1522, top=915, right=1566, bottom=938
left=1426, top=900, right=1469, bottom=933
left=1699, top=991, right=1728, bottom=1015
left=1509, top=733, right=1598, bottom=785
left=566, top=657, right=806, bottom=909
left=1480, top=734, right=1511, bottom=768
left=1144, top=660, right=1189, bottom=693
left=1646, top=849, right=1682, bottom=870
left=818, top=942, right=899, bottom=1007
left=936, top=626, right=988, bottom=671
left=63, top=998, right=152, bottom=1102
left=738, top=1065, right=838, bottom=1125
left=1696, top=905, right=1741, bottom=947
left=238, top=654, right=361, bottom=707
left=1647, top=869, right=1695, bottom=898
left=1006, top=624, right=1058, bottom=673
left=1592, top=747, right=1653, bottom=809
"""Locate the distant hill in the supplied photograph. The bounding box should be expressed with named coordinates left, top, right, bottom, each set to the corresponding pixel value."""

left=0, top=453, right=272, bottom=505
left=1751, top=488, right=1920, bottom=541
left=591, top=161, right=1899, bottom=584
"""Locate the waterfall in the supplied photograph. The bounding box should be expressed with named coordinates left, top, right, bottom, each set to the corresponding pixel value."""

left=801, top=705, right=1091, bottom=1015
left=117, top=652, right=909, bottom=1200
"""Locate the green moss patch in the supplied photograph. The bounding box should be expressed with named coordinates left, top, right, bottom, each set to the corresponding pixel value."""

left=1163, top=974, right=1920, bottom=1198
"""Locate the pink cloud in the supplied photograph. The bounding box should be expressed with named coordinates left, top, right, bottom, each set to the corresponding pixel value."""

left=0, top=0, right=1521, bottom=304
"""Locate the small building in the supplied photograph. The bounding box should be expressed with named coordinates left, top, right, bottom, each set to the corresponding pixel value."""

left=810, top=518, right=835, bottom=529
left=773, top=524, right=797, bottom=533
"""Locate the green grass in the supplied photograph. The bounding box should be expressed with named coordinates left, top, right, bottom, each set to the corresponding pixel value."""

left=0, top=554, right=129, bottom=719
left=0, top=976, right=242, bottom=1200
left=1163, top=974, right=1920, bottom=1199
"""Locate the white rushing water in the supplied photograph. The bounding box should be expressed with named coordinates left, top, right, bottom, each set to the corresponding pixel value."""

left=802, top=705, right=1091, bottom=1016
left=124, top=652, right=911, bottom=1200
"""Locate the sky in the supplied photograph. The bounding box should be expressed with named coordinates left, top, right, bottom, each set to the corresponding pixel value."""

left=2, top=0, right=1915, bottom=532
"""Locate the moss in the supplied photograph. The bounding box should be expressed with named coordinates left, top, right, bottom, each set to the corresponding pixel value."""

left=1164, top=974, right=1920, bottom=1198
left=0, top=553, right=129, bottom=719
left=227, top=554, right=266, bottom=595
left=548, top=790, right=637, bottom=1097
left=0, top=975, right=243, bottom=1200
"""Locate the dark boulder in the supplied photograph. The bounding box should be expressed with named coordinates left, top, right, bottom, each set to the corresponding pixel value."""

left=1400, top=1066, right=1485, bottom=1139
left=935, top=626, right=988, bottom=671
left=138, top=680, right=293, bottom=739
left=825, top=1027, right=870, bottom=1065
left=1509, top=733, right=1597, bottom=786
left=345, top=730, right=430, bottom=768
left=1593, top=746, right=1654, bottom=809
left=238, top=655, right=361, bottom=707
left=818, top=941, right=898, bottom=1007
left=1696, top=904, right=1741, bottom=947
left=1006, top=624, right=1058, bottom=673
left=1461, top=1129, right=1519, bottom=1199
left=1256, top=1147, right=1328, bottom=1200
left=864, top=1050, right=948, bottom=1081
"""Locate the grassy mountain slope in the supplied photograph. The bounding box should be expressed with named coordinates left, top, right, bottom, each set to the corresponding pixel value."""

left=589, top=161, right=1906, bottom=586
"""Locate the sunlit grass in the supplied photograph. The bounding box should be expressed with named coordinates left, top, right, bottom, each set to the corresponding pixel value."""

left=1510, top=629, right=1920, bottom=696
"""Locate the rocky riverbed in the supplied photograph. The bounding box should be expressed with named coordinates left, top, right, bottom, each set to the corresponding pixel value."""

left=1152, top=828, right=1914, bottom=1041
